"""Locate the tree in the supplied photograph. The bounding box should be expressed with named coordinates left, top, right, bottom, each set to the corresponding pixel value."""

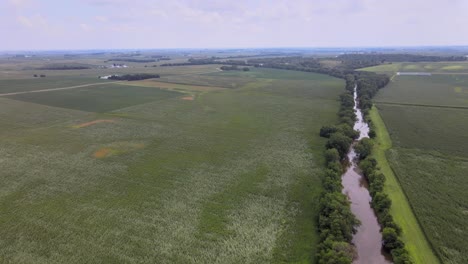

left=320, top=125, right=338, bottom=138
left=326, top=132, right=352, bottom=158
left=355, top=138, right=373, bottom=159
left=325, top=148, right=340, bottom=163
left=372, top=192, right=392, bottom=213
left=337, top=124, right=359, bottom=139
left=382, top=227, right=404, bottom=251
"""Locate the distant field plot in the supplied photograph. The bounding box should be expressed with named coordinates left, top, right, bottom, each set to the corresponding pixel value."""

left=387, top=148, right=468, bottom=264
left=0, top=67, right=343, bottom=263
left=209, top=67, right=337, bottom=81
left=359, top=62, right=468, bottom=74
left=0, top=76, right=111, bottom=94
left=120, top=79, right=226, bottom=92
left=159, top=73, right=255, bottom=88
left=375, top=75, right=468, bottom=107
left=377, top=104, right=468, bottom=157
left=6, top=84, right=181, bottom=112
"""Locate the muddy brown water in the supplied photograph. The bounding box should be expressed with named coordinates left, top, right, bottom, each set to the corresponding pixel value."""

left=341, top=86, right=392, bottom=264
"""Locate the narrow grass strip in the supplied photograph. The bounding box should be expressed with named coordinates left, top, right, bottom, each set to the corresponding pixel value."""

left=369, top=106, right=439, bottom=264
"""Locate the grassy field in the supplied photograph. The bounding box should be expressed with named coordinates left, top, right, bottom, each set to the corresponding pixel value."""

left=5, top=84, right=181, bottom=113
left=0, top=63, right=344, bottom=263
left=369, top=107, right=439, bottom=264
left=386, top=148, right=468, bottom=264
left=376, top=105, right=468, bottom=157
left=359, top=61, right=468, bottom=74
left=370, top=69, right=468, bottom=263
left=375, top=75, right=468, bottom=107
left=0, top=76, right=111, bottom=94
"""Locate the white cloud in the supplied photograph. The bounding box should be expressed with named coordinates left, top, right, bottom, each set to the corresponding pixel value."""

left=8, top=0, right=34, bottom=9
left=16, top=14, right=47, bottom=28
left=95, top=16, right=108, bottom=23
left=80, top=23, right=93, bottom=32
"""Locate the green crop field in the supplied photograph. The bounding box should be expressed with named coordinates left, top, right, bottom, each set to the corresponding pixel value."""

left=359, top=61, right=468, bottom=74
left=0, top=62, right=344, bottom=263
left=371, top=71, right=468, bottom=264
left=375, top=75, right=468, bottom=107
left=386, top=148, right=468, bottom=264
left=5, top=84, right=181, bottom=113
left=376, top=105, right=468, bottom=156
left=0, top=77, right=110, bottom=94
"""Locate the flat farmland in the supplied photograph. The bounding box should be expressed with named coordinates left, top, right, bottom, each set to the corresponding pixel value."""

left=0, top=76, right=111, bottom=94
left=359, top=61, right=468, bottom=74
left=5, top=84, right=181, bottom=113
left=375, top=75, right=468, bottom=107
left=372, top=71, right=468, bottom=263
left=377, top=105, right=468, bottom=156
left=0, top=66, right=344, bottom=263
left=386, top=148, right=468, bottom=264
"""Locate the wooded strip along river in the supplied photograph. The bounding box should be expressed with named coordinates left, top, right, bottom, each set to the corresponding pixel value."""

left=341, top=85, right=392, bottom=264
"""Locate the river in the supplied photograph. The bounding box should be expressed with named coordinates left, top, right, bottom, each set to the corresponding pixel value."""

left=341, top=85, right=392, bottom=264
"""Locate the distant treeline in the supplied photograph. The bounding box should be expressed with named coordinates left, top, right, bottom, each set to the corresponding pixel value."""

left=107, top=73, right=160, bottom=81
left=161, top=57, right=220, bottom=66
left=39, top=65, right=91, bottom=70
left=338, top=53, right=467, bottom=64
left=107, top=58, right=156, bottom=63
left=161, top=53, right=467, bottom=73
left=150, top=55, right=171, bottom=60
left=220, top=65, right=250, bottom=71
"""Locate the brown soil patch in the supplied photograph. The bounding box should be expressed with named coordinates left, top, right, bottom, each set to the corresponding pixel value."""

left=74, top=119, right=115, bottom=128
left=94, top=148, right=112, bottom=158
left=181, top=96, right=194, bottom=101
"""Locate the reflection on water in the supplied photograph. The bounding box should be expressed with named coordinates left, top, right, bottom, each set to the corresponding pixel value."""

left=341, top=86, right=392, bottom=264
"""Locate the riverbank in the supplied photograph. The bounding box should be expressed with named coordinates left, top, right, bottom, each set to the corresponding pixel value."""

left=369, top=106, right=439, bottom=264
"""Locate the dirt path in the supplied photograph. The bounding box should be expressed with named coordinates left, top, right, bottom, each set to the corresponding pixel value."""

left=0, top=81, right=122, bottom=96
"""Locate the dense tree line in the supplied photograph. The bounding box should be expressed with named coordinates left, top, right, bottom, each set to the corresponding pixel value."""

left=357, top=156, right=412, bottom=263
left=317, top=76, right=360, bottom=264
left=318, top=70, right=411, bottom=263
left=219, top=65, right=250, bottom=71
left=161, top=57, right=249, bottom=67
left=355, top=71, right=390, bottom=117
left=39, top=65, right=90, bottom=70
left=338, top=53, right=467, bottom=64
left=107, top=58, right=156, bottom=63
left=107, top=73, right=160, bottom=81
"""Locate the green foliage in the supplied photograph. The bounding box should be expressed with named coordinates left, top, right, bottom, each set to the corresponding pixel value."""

left=337, top=124, right=359, bottom=140
left=326, top=132, right=352, bottom=159
left=355, top=138, right=373, bottom=159
left=317, top=77, right=359, bottom=264
left=320, top=125, right=338, bottom=138
left=317, top=239, right=354, bottom=264
left=324, top=148, right=341, bottom=164
left=383, top=227, right=404, bottom=251
left=108, top=73, right=160, bottom=81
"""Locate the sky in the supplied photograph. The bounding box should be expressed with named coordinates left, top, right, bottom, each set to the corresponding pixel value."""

left=1, top=0, right=468, bottom=50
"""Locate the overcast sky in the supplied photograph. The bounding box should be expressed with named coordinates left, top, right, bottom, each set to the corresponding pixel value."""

left=1, top=0, right=468, bottom=50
